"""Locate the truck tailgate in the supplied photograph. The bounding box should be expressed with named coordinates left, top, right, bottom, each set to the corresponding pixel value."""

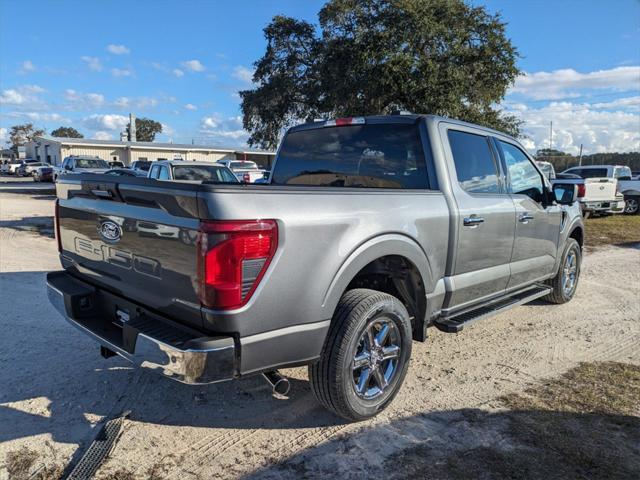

left=584, top=178, right=618, bottom=201
left=55, top=175, right=205, bottom=329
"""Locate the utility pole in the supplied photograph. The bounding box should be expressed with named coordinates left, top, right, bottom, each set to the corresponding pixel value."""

left=578, top=144, right=583, bottom=166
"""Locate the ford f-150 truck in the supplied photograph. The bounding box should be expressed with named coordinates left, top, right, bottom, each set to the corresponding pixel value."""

left=47, top=114, right=584, bottom=421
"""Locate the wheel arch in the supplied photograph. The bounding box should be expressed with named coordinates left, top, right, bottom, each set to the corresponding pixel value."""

left=322, top=234, right=434, bottom=341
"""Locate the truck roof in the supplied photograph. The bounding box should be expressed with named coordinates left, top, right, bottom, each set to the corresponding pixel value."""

left=289, top=114, right=516, bottom=140
left=155, top=160, right=226, bottom=167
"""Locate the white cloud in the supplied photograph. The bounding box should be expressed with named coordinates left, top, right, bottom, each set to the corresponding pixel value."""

left=0, top=85, right=46, bottom=106
left=161, top=123, right=175, bottom=136
left=93, top=131, right=113, bottom=140
left=199, top=113, right=248, bottom=146
left=184, top=103, right=197, bottom=111
left=106, top=44, right=130, bottom=55
left=81, top=56, right=103, bottom=72
left=0, top=127, right=8, bottom=144
left=509, top=99, right=640, bottom=155
left=181, top=59, right=206, bottom=72
left=511, top=66, right=640, bottom=100
left=19, top=60, right=36, bottom=73
left=83, top=114, right=129, bottom=131
left=590, top=96, right=640, bottom=111
left=232, top=65, right=254, bottom=84
left=5, top=111, right=70, bottom=123
left=111, top=68, right=132, bottom=77
left=63, top=89, right=105, bottom=109
left=172, top=68, right=184, bottom=77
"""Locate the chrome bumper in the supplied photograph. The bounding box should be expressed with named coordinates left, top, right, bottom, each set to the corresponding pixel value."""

left=47, top=271, right=236, bottom=385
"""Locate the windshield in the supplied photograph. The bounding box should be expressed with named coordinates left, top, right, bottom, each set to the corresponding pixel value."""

left=75, top=158, right=109, bottom=169
left=230, top=161, right=259, bottom=170
left=172, top=165, right=238, bottom=183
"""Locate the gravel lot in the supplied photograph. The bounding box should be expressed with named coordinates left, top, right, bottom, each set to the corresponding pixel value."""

left=1, top=184, right=638, bottom=479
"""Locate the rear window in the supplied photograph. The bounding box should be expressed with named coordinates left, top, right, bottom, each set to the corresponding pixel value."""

left=75, top=158, right=109, bottom=169
left=231, top=161, right=259, bottom=170
left=172, top=165, right=238, bottom=183
left=272, top=124, right=429, bottom=189
left=570, top=168, right=608, bottom=179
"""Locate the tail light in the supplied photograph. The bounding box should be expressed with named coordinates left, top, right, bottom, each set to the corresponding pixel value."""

left=577, top=184, right=586, bottom=198
left=54, top=199, right=62, bottom=252
left=197, top=220, right=277, bottom=310
left=242, top=173, right=251, bottom=183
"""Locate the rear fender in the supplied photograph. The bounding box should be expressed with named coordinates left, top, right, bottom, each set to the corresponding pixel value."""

left=321, top=234, right=433, bottom=319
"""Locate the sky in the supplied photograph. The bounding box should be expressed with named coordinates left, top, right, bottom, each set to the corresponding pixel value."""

left=0, top=0, right=639, bottom=155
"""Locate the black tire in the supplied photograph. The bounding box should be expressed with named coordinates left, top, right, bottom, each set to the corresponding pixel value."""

left=544, top=238, right=581, bottom=304
left=624, top=196, right=639, bottom=215
left=308, top=288, right=412, bottom=421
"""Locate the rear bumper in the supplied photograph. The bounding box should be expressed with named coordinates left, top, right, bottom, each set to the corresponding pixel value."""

left=581, top=200, right=625, bottom=213
left=47, top=271, right=236, bottom=385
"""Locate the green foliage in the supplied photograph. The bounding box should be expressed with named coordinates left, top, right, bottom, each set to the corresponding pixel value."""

left=536, top=148, right=569, bottom=157
left=8, top=123, right=45, bottom=150
left=241, top=0, right=521, bottom=149
left=128, top=117, right=162, bottom=142
left=51, top=126, right=84, bottom=138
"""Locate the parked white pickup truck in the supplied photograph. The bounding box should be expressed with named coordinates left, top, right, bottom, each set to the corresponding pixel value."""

left=559, top=166, right=625, bottom=217
left=217, top=159, right=267, bottom=183
left=563, top=165, right=639, bottom=215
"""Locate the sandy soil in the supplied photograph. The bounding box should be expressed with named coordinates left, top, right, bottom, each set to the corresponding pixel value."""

left=0, top=188, right=638, bottom=479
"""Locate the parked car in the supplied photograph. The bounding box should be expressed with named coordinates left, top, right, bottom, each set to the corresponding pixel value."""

left=33, top=165, right=54, bottom=182
left=6, top=159, right=36, bottom=175
left=562, top=165, right=640, bottom=215
left=130, top=160, right=152, bottom=173
left=217, top=159, right=267, bottom=183
left=109, top=160, right=125, bottom=168
left=53, top=156, right=110, bottom=181
left=535, top=160, right=556, bottom=180
left=104, top=168, right=147, bottom=177
left=49, top=114, right=584, bottom=421
left=148, top=160, right=239, bottom=183
left=19, top=161, right=48, bottom=176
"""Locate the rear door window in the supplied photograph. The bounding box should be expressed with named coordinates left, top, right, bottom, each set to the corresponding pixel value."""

left=272, top=123, right=429, bottom=189
left=577, top=168, right=608, bottom=179
left=448, top=130, right=500, bottom=194
left=158, top=166, right=170, bottom=180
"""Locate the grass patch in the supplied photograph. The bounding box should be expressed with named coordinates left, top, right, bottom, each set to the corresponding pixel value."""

left=4, top=447, right=64, bottom=480
left=501, top=361, right=640, bottom=416
left=384, top=362, right=640, bottom=480
left=584, top=214, right=640, bottom=247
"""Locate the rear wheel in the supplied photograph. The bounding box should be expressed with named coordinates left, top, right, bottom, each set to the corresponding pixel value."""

left=624, top=196, right=639, bottom=215
left=545, top=238, right=581, bottom=304
left=309, top=289, right=412, bottom=421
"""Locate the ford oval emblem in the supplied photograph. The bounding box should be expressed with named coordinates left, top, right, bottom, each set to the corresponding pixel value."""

left=98, top=220, right=122, bottom=243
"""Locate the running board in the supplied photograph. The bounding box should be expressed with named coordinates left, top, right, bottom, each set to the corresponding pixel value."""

left=433, top=285, right=552, bottom=333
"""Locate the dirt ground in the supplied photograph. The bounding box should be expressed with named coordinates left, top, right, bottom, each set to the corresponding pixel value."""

left=1, top=185, right=639, bottom=479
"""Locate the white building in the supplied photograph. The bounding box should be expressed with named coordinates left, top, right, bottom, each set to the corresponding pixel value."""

left=26, top=136, right=276, bottom=169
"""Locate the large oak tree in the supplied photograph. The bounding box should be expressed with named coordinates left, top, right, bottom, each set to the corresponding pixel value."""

left=241, top=0, right=521, bottom=149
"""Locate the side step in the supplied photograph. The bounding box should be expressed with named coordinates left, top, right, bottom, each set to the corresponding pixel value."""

left=434, top=284, right=552, bottom=333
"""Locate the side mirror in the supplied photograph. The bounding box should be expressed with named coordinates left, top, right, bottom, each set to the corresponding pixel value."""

left=553, top=183, right=578, bottom=205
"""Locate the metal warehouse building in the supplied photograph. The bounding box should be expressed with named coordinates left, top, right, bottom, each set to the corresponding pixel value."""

left=26, top=136, right=276, bottom=169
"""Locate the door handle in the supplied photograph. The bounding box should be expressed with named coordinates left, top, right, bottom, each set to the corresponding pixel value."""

left=519, top=213, right=535, bottom=223
left=463, top=216, right=485, bottom=227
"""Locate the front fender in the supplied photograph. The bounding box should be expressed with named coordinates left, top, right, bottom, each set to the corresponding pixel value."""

left=321, top=233, right=433, bottom=317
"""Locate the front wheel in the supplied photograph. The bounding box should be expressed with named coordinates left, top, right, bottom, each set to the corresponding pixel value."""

left=545, top=238, right=582, bottom=304
left=309, top=289, right=412, bottom=421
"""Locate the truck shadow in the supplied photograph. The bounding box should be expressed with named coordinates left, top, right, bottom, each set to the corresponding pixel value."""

left=0, top=271, right=345, bottom=449
left=240, top=408, right=640, bottom=479
left=0, top=216, right=54, bottom=239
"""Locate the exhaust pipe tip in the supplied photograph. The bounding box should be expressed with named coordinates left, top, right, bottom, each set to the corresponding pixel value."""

left=262, top=371, right=290, bottom=397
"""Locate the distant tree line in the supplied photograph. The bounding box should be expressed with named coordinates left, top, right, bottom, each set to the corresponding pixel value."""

left=536, top=150, right=640, bottom=172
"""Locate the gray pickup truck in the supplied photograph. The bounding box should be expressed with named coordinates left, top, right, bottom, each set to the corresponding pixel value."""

left=47, top=114, right=584, bottom=421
